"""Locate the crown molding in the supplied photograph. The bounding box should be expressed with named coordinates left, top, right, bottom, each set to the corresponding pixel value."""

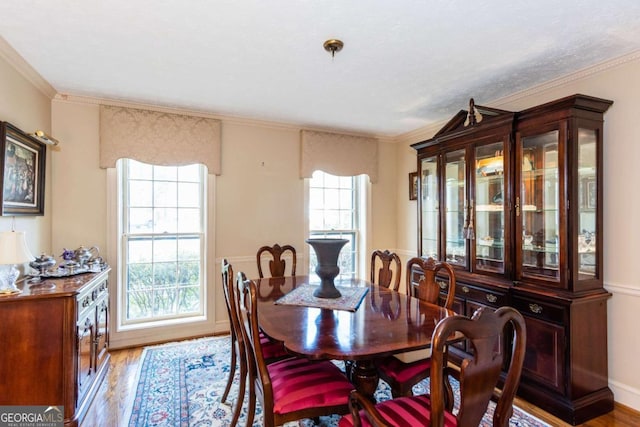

left=490, top=49, right=640, bottom=109
left=0, top=36, right=56, bottom=99
left=393, top=120, right=445, bottom=146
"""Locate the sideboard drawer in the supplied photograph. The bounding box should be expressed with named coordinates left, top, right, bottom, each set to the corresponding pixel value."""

left=512, top=296, right=565, bottom=324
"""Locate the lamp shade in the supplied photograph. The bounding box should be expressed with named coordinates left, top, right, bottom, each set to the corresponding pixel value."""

left=0, top=231, right=34, bottom=264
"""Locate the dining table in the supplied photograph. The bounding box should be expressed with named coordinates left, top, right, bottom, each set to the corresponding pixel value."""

left=254, top=275, right=458, bottom=401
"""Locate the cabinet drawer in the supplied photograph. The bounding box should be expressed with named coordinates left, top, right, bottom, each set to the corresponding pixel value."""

left=512, top=296, right=565, bottom=324
left=456, top=283, right=507, bottom=308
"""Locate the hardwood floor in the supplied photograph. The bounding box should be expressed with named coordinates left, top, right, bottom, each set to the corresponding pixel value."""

left=83, top=342, right=639, bottom=427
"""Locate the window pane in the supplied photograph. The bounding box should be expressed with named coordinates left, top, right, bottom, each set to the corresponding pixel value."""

left=129, top=161, right=153, bottom=180
left=153, top=288, right=177, bottom=316
left=154, top=207, right=178, bottom=233
left=309, top=188, right=324, bottom=210
left=178, top=236, right=200, bottom=260
left=154, top=181, right=177, bottom=207
left=154, top=238, right=177, bottom=262
left=339, top=189, right=353, bottom=210
left=178, top=164, right=201, bottom=182
left=178, top=287, right=201, bottom=312
left=129, top=181, right=152, bottom=207
left=129, top=208, right=153, bottom=233
left=178, top=209, right=200, bottom=233
left=154, top=165, right=177, bottom=181
left=153, top=261, right=177, bottom=285
left=127, top=290, right=152, bottom=319
left=324, top=173, right=340, bottom=188
left=178, top=261, right=200, bottom=284
left=324, top=188, right=340, bottom=209
left=128, top=239, right=152, bottom=263
left=178, top=182, right=200, bottom=207
left=128, top=263, right=153, bottom=290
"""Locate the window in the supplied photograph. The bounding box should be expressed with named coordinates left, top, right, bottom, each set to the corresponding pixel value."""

left=309, top=171, right=362, bottom=279
left=119, top=159, right=206, bottom=328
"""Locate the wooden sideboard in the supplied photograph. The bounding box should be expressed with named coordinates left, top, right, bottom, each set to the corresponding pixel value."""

left=0, top=269, right=110, bottom=427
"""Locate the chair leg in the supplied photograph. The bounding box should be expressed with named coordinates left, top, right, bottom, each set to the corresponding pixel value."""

left=222, top=335, right=237, bottom=403
left=246, top=378, right=256, bottom=427
left=229, top=354, right=247, bottom=427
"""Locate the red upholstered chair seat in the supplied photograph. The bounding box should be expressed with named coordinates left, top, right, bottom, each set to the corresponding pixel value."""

left=269, top=357, right=355, bottom=415
left=375, top=356, right=431, bottom=384
left=337, top=394, right=458, bottom=427
left=259, top=331, right=288, bottom=360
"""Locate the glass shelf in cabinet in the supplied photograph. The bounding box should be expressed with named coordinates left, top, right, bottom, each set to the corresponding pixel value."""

left=476, top=204, right=504, bottom=212
left=477, top=238, right=503, bottom=247
left=476, top=255, right=504, bottom=263
left=522, top=244, right=559, bottom=254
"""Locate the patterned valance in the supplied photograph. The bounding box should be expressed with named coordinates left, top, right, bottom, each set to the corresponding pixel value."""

left=99, top=105, right=221, bottom=174
left=300, top=130, right=378, bottom=183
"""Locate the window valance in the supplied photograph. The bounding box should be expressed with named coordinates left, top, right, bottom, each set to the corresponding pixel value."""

left=300, top=130, right=378, bottom=183
left=99, top=105, right=221, bottom=174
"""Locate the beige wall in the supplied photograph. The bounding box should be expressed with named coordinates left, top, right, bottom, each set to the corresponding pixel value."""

left=395, top=55, right=640, bottom=410
left=49, top=98, right=399, bottom=347
left=0, top=52, right=51, bottom=259
left=51, top=102, right=105, bottom=252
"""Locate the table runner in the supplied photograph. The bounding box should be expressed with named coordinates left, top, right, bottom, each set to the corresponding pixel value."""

left=275, top=284, right=368, bottom=312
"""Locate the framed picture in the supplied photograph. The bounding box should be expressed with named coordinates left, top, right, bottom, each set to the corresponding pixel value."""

left=0, top=122, right=46, bottom=216
left=409, top=172, right=418, bottom=201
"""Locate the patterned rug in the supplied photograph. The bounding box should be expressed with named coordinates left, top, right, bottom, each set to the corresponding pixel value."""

left=275, top=284, right=369, bottom=312
left=127, top=336, right=551, bottom=427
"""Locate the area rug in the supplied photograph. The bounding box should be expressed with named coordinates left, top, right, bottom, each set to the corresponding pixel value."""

left=275, top=284, right=369, bottom=312
left=127, top=336, right=551, bottom=427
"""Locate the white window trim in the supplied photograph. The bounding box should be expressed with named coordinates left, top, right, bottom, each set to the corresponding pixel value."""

left=106, top=165, right=218, bottom=349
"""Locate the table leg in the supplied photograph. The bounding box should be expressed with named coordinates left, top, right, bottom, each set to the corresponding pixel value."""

left=350, top=360, right=379, bottom=402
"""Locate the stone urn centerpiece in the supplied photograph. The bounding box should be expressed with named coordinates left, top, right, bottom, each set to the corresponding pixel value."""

left=306, top=238, right=348, bottom=299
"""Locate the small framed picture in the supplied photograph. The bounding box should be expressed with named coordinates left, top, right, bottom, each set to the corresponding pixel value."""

left=409, top=172, right=418, bottom=201
left=0, top=122, right=46, bottom=216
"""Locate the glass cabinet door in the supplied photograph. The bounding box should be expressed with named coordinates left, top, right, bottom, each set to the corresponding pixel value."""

left=420, top=156, right=439, bottom=259
left=444, top=149, right=467, bottom=267
left=518, top=131, right=560, bottom=281
left=577, top=128, right=598, bottom=280
left=474, top=142, right=505, bottom=273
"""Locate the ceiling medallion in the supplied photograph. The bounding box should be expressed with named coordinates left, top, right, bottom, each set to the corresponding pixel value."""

left=323, top=39, right=344, bottom=58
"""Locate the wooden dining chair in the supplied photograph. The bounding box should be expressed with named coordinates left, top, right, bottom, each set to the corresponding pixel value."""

left=370, top=250, right=402, bottom=291
left=376, top=256, right=456, bottom=397
left=257, top=243, right=297, bottom=278
left=220, top=259, right=287, bottom=426
left=340, top=306, right=527, bottom=427
left=236, top=272, right=355, bottom=427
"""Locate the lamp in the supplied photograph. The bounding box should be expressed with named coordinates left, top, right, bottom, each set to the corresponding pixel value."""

left=30, top=130, right=60, bottom=146
left=0, top=231, right=34, bottom=295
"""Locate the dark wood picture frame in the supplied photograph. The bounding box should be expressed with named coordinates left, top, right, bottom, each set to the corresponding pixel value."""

left=0, top=122, right=46, bottom=216
left=409, top=171, right=418, bottom=201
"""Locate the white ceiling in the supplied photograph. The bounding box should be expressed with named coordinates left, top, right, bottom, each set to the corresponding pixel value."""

left=1, top=0, right=640, bottom=136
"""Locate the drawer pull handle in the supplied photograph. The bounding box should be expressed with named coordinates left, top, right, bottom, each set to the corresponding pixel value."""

left=529, top=303, right=543, bottom=314
left=486, top=294, right=497, bottom=303
left=438, top=281, right=447, bottom=290
left=462, top=286, right=470, bottom=293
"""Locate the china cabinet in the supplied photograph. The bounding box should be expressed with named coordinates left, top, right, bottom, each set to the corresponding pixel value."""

left=0, top=269, right=110, bottom=427
left=412, top=94, right=613, bottom=424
